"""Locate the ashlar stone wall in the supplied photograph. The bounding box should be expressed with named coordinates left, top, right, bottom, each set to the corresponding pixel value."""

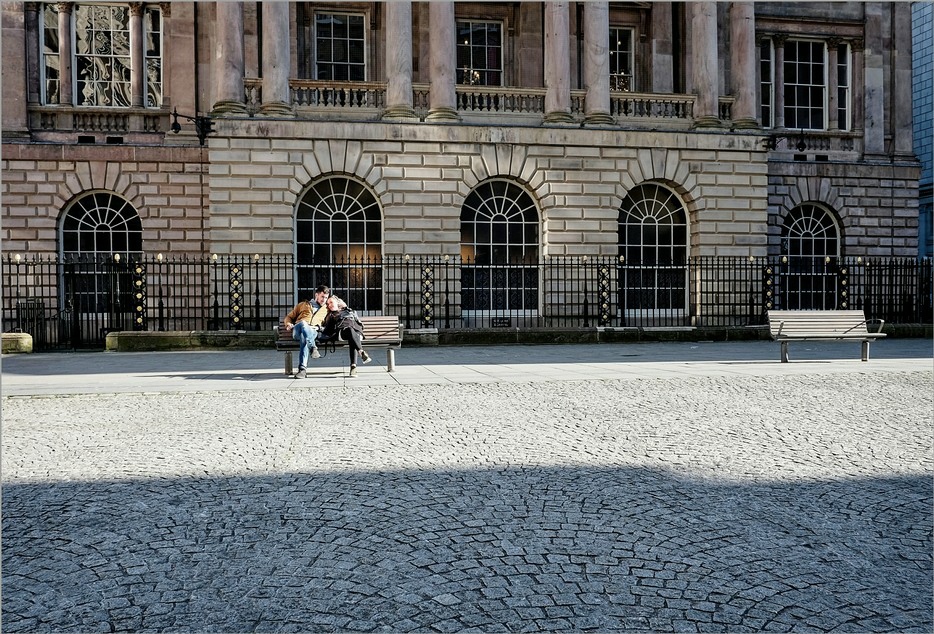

left=207, top=119, right=771, bottom=259
left=1, top=144, right=208, bottom=257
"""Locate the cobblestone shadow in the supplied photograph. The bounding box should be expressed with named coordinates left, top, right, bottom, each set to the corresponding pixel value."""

left=3, top=466, right=931, bottom=632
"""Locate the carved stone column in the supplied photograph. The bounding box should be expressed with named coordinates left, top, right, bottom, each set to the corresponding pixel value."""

left=259, top=0, right=293, bottom=117
left=729, top=2, right=757, bottom=128
left=57, top=1, right=73, bottom=105
left=426, top=1, right=459, bottom=122
left=383, top=0, right=418, bottom=120
left=583, top=1, right=612, bottom=125
left=129, top=3, right=144, bottom=107
left=543, top=2, right=573, bottom=124
left=650, top=2, right=673, bottom=93
left=691, top=1, right=720, bottom=128
left=213, top=1, right=248, bottom=115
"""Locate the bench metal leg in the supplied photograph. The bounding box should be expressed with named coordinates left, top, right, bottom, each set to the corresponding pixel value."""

left=780, top=341, right=789, bottom=363
left=862, top=340, right=870, bottom=362
left=387, top=348, right=395, bottom=372
left=284, top=351, right=293, bottom=375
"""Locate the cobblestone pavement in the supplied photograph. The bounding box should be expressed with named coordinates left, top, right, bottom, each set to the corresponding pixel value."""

left=2, top=363, right=932, bottom=632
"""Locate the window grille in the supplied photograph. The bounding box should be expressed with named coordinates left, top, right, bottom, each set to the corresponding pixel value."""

left=314, top=12, right=366, bottom=82
left=460, top=180, right=540, bottom=312
left=456, top=20, right=503, bottom=86
left=617, top=184, right=688, bottom=313
left=295, top=177, right=382, bottom=310
left=609, top=27, right=634, bottom=91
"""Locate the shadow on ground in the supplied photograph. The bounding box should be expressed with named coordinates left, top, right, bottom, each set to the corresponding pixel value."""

left=3, top=466, right=931, bottom=632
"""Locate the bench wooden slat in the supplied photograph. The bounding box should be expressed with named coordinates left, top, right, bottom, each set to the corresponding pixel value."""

left=766, top=309, right=885, bottom=362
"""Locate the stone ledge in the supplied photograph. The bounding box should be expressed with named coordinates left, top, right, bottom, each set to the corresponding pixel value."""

left=105, top=330, right=273, bottom=352
left=2, top=332, right=33, bottom=354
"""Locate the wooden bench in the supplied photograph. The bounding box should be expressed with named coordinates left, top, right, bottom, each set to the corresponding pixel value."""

left=767, top=309, right=886, bottom=362
left=274, top=315, right=402, bottom=375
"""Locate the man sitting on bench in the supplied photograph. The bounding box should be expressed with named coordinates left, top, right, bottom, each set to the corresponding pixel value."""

left=282, top=285, right=330, bottom=379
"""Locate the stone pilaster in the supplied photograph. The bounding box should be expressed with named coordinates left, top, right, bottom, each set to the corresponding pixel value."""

left=863, top=2, right=885, bottom=156
left=650, top=2, right=673, bottom=93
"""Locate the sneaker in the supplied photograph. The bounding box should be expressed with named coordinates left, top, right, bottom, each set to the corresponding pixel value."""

left=311, top=348, right=321, bottom=360
left=295, top=368, right=306, bottom=379
left=360, top=351, right=371, bottom=364
left=349, top=365, right=358, bottom=377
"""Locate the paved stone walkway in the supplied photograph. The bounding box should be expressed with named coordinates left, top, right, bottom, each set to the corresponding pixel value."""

left=1, top=341, right=932, bottom=632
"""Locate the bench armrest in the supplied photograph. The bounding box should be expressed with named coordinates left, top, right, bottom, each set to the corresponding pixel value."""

left=867, top=318, right=885, bottom=333
left=775, top=321, right=784, bottom=337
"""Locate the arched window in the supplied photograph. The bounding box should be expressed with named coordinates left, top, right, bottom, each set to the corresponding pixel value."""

left=59, top=191, right=142, bottom=323
left=781, top=203, right=840, bottom=258
left=617, top=184, right=688, bottom=317
left=460, top=180, right=539, bottom=314
left=779, top=204, right=841, bottom=309
left=61, top=191, right=142, bottom=258
left=295, top=176, right=382, bottom=311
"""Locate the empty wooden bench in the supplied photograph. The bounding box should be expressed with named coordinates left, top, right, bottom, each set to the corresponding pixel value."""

left=767, top=309, right=886, bottom=362
left=274, top=315, right=402, bottom=375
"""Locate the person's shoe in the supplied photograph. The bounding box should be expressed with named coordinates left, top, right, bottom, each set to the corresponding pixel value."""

left=311, top=348, right=321, bottom=359
left=295, top=368, right=306, bottom=379
left=360, top=351, right=371, bottom=364
left=349, top=365, right=358, bottom=377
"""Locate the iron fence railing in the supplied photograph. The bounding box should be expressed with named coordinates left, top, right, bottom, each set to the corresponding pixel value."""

left=2, top=254, right=931, bottom=351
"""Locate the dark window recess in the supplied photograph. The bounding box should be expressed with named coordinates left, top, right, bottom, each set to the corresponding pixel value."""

left=815, top=155, right=829, bottom=162
left=77, top=135, right=95, bottom=144
left=106, top=136, right=124, bottom=145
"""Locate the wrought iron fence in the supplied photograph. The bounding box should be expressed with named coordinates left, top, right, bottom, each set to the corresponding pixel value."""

left=2, top=254, right=931, bottom=351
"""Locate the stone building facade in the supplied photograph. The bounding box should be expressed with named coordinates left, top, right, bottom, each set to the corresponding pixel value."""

left=0, top=1, right=922, bottom=327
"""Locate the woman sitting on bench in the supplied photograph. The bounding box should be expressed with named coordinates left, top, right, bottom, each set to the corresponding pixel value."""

left=319, top=295, right=371, bottom=377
